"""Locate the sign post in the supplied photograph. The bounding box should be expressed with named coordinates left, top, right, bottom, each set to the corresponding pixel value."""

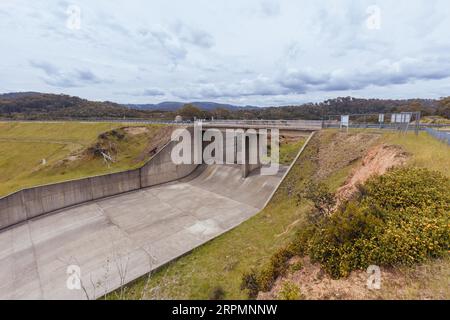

left=378, top=114, right=384, bottom=129
left=340, top=115, right=349, bottom=133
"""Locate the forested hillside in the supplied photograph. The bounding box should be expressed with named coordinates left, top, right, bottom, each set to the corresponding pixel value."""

left=0, top=93, right=165, bottom=120
left=1, top=92, right=449, bottom=120
left=230, top=97, right=445, bottom=120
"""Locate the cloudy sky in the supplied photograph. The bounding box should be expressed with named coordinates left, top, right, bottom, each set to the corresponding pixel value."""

left=1, top=0, right=450, bottom=106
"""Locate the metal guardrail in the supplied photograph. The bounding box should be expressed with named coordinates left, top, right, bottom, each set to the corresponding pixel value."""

left=201, top=119, right=323, bottom=130
left=425, top=127, right=450, bottom=145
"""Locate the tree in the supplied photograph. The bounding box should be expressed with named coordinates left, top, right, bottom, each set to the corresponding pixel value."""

left=437, top=97, right=450, bottom=119
left=178, top=103, right=203, bottom=120
left=211, top=107, right=231, bottom=119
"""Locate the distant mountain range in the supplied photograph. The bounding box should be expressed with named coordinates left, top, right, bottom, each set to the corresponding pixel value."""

left=127, top=101, right=259, bottom=112
left=0, top=92, right=258, bottom=112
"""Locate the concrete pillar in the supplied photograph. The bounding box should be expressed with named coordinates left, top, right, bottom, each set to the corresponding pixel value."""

left=241, top=132, right=262, bottom=178
left=241, top=135, right=250, bottom=178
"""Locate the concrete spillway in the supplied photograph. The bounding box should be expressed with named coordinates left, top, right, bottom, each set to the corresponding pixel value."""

left=0, top=164, right=287, bottom=299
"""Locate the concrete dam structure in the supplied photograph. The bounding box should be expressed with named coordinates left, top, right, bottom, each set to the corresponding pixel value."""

left=0, top=127, right=314, bottom=299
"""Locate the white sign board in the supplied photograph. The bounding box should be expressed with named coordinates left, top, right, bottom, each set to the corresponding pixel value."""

left=403, top=113, right=411, bottom=123
left=378, top=114, right=384, bottom=123
left=391, top=113, right=412, bottom=123
left=341, top=115, right=349, bottom=127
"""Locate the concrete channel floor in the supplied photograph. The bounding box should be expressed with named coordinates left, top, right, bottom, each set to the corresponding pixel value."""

left=0, top=164, right=287, bottom=299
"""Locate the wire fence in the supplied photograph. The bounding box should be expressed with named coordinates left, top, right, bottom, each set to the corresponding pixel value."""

left=425, top=127, right=450, bottom=145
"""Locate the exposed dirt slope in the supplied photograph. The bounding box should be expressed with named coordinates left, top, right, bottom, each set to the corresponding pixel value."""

left=258, top=256, right=449, bottom=300
left=335, top=144, right=410, bottom=204
left=63, top=125, right=175, bottom=165
left=315, top=131, right=381, bottom=180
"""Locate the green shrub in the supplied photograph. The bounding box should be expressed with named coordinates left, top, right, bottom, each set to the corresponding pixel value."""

left=258, top=247, right=294, bottom=291
left=240, top=269, right=259, bottom=299
left=297, top=181, right=336, bottom=223
left=277, top=281, right=303, bottom=300
left=209, top=286, right=225, bottom=300
left=289, top=260, right=303, bottom=272
left=359, top=167, right=449, bottom=213
left=298, top=167, right=450, bottom=278
left=240, top=247, right=294, bottom=298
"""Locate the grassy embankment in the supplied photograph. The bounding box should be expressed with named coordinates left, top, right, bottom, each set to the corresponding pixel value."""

left=420, top=116, right=450, bottom=125
left=0, top=122, right=169, bottom=197
left=110, top=129, right=449, bottom=300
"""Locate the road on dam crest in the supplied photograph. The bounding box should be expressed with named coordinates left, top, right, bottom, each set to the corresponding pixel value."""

left=0, top=164, right=287, bottom=299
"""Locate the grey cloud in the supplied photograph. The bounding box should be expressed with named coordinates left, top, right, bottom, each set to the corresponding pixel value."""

left=279, top=57, right=450, bottom=94
left=126, top=88, right=166, bottom=97
left=143, top=88, right=165, bottom=96
left=172, top=21, right=214, bottom=48
left=150, top=28, right=187, bottom=64
left=173, top=56, right=450, bottom=100
left=140, top=21, right=215, bottom=65
left=172, top=76, right=288, bottom=100
left=76, top=70, right=99, bottom=82
left=260, top=0, right=281, bottom=17
left=29, top=60, right=59, bottom=76
left=30, top=60, right=104, bottom=88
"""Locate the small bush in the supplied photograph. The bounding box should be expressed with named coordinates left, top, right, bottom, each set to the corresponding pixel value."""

left=277, top=281, right=303, bottom=300
left=298, top=181, right=336, bottom=222
left=240, top=247, right=294, bottom=298
left=240, top=269, right=259, bottom=299
left=300, top=167, right=450, bottom=278
left=289, top=260, right=303, bottom=273
left=258, top=247, right=294, bottom=292
left=209, top=286, right=225, bottom=300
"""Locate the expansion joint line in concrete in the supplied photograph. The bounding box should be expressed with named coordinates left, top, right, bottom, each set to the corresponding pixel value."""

left=23, top=222, right=45, bottom=299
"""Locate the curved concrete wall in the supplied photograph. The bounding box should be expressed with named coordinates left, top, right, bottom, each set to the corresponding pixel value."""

left=140, top=139, right=197, bottom=188
left=0, top=132, right=198, bottom=231
left=0, top=191, right=26, bottom=229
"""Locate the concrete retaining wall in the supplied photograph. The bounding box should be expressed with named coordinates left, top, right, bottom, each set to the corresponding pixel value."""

left=23, top=178, right=94, bottom=219
left=140, top=140, right=197, bottom=188
left=90, top=170, right=141, bottom=200
left=0, top=191, right=27, bottom=230
left=0, top=132, right=198, bottom=230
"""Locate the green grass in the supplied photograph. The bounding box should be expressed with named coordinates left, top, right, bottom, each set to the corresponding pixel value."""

left=0, top=121, right=166, bottom=196
left=420, top=116, right=450, bottom=125
left=382, top=131, right=450, bottom=176
left=279, top=137, right=306, bottom=165
left=328, top=129, right=449, bottom=177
